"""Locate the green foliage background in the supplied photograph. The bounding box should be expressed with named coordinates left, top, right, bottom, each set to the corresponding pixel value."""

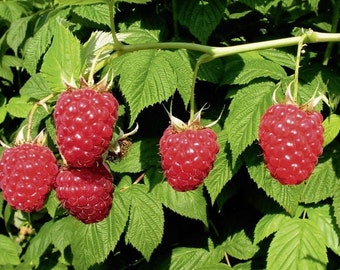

left=0, top=0, right=340, bottom=269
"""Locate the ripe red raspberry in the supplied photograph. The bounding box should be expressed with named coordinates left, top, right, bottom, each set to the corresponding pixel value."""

left=0, top=144, right=58, bottom=212
left=258, top=103, right=324, bottom=185
left=54, top=79, right=119, bottom=168
left=159, top=109, right=219, bottom=192
left=54, top=163, right=113, bottom=224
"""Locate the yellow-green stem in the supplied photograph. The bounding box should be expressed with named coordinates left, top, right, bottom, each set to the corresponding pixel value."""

left=108, top=0, right=122, bottom=50
left=293, top=34, right=307, bottom=102
left=322, top=0, right=340, bottom=65
left=189, top=54, right=213, bottom=121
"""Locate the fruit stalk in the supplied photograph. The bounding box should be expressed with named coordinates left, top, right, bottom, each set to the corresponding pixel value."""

left=293, top=33, right=307, bottom=102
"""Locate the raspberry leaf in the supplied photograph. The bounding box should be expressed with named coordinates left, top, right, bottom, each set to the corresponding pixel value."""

left=225, top=82, right=274, bottom=166
left=300, top=154, right=338, bottom=204
left=73, top=5, right=111, bottom=27
left=204, top=129, right=241, bottom=203
left=41, top=21, right=84, bottom=92
left=24, top=220, right=54, bottom=267
left=176, top=0, right=226, bottom=44
left=125, top=184, right=164, bottom=261
left=254, top=213, right=292, bottom=244
left=112, top=50, right=192, bottom=125
left=332, top=183, right=340, bottom=229
left=0, top=234, right=20, bottom=265
left=19, top=74, right=53, bottom=100
left=267, top=219, right=328, bottom=270
left=169, top=246, right=223, bottom=270
left=322, top=114, right=340, bottom=147
left=306, top=204, right=340, bottom=254
left=222, top=52, right=287, bottom=85
left=108, top=139, right=160, bottom=173
left=218, top=230, right=259, bottom=260
left=151, top=182, right=208, bottom=226
left=245, top=145, right=303, bottom=215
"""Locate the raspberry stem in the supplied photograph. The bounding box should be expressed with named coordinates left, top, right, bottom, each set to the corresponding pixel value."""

left=26, top=94, right=54, bottom=142
left=293, top=33, right=308, bottom=102
left=108, top=0, right=122, bottom=50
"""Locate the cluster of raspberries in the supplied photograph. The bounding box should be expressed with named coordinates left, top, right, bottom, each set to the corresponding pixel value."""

left=0, top=79, right=119, bottom=224
left=0, top=79, right=325, bottom=224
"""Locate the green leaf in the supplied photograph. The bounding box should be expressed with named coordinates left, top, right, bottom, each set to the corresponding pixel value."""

left=204, top=129, right=241, bottom=203
left=19, top=73, right=53, bottom=100
left=23, top=19, right=56, bottom=75
left=245, top=145, right=302, bottom=215
left=267, top=219, right=328, bottom=270
left=69, top=177, right=131, bottom=269
left=73, top=4, right=110, bottom=26
left=0, top=1, right=28, bottom=22
left=57, top=0, right=108, bottom=5
left=71, top=221, right=112, bottom=269
left=6, top=96, right=33, bottom=118
left=169, top=247, right=219, bottom=270
left=219, top=230, right=259, bottom=260
left=45, top=190, right=61, bottom=218
left=225, top=82, right=274, bottom=164
left=222, top=54, right=287, bottom=85
left=254, top=213, right=292, bottom=244
left=83, top=31, right=114, bottom=76
left=41, top=20, right=84, bottom=92
left=112, top=50, right=178, bottom=125
left=333, top=181, right=340, bottom=229
left=176, top=0, right=226, bottom=44
left=24, top=220, right=54, bottom=267
left=6, top=16, right=32, bottom=54
left=0, top=235, right=20, bottom=265
left=118, top=20, right=160, bottom=44
left=152, top=182, right=208, bottom=226
left=259, top=49, right=296, bottom=70
left=322, top=114, right=340, bottom=147
left=165, top=50, right=193, bottom=106
left=300, top=153, right=338, bottom=204
left=108, top=138, right=159, bottom=173
left=0, top=94, right=7, bottom=124
left=117, top=0, right=151, bottom=4
left=306, top=204, right=340, bottom=255
left=51, top=217, right=77, bottom=253
left=239, top=0, right=281, bottom=14
left=126, top=184, right=164, bottom=260
left=196, top=264, right=232, bottom=270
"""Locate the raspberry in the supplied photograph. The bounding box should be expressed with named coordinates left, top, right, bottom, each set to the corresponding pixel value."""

left=258, top=103, right=324, bottom=185
left=55, top=163, right=113, bottom=224
left=54, top=80, right=119, bottom=167
left=159, top=124, right=219, bottom=192
left=0, top=144, right=58, bottom=212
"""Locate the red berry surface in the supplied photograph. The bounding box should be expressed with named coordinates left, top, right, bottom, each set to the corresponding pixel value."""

left=54, top=88, right=119, bottom=167
left=55, top=163, right=113, bottom=224
left=0, top=144, right=58, bottom=212
left=159, top=126, right=219, bottom=191
left=258, top=104, right=324, bottom=185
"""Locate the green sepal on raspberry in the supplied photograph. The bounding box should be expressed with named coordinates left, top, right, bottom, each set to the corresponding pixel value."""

left=159, top=106, right=219, bottom=192
left=54, top=162, right=114, bottom=224
left=258, top=84, right=325, bottom=185
left=0, top=128, right=59, bottom=212
left=53, top=76, right=119, bottom=168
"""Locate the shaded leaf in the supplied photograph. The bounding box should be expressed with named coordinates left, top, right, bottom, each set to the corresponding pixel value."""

left=176, top=0, right=226, bottom=44
left=6, top=96, right=33, bottom=118
left=19, top=73, right=53, bottom=100
left=152, top=181, right=208, bottom=226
